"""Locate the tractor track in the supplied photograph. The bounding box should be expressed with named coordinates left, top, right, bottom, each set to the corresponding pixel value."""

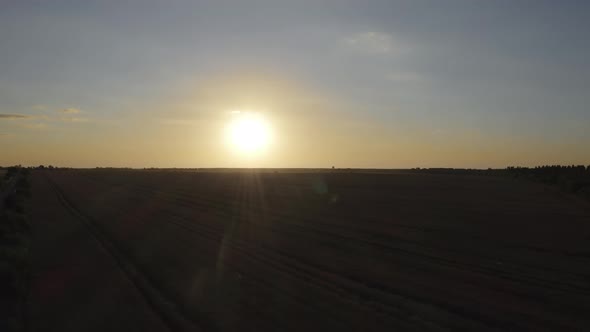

left=44, top=174, right=205, bottom=332
left=44, top=170, right=590, bottom=331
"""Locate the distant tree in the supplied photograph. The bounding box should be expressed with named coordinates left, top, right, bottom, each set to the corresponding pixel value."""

left=5, top=166, right=19, bottom=178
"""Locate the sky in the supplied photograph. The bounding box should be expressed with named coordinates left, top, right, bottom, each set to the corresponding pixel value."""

left=1, top=0, right=589, bottom=168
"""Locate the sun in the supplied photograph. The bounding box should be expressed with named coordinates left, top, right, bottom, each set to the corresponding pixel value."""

left=226, top=113, right=272, bottom=154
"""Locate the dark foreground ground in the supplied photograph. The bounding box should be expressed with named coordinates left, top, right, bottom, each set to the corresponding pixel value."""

left=28, top=169, right=590, bottom=331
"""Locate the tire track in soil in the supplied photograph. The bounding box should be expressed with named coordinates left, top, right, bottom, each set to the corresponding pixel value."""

left=59, top=173, right=514, bottom=330
left=93, top=174, right=590, bottom=297
left=61, top=173, right=464, bottom=330
left=44, top=174, right=206, bottom=332
left=55, top=171, right=590, bottom=330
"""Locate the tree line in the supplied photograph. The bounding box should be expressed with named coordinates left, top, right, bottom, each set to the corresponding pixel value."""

left=506, top=165, right=590, bottom=197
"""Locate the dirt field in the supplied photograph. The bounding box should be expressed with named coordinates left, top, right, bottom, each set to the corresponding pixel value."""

left=29, top=169, right=590, bottom=331
left=28, top=171, right=171, bottom=332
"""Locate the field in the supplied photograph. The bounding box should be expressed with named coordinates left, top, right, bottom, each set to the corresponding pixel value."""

left=28, top=169, right=590, bottom=331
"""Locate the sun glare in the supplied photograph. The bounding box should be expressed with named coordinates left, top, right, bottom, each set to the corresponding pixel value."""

left=226, top=113, right=272, bottom=154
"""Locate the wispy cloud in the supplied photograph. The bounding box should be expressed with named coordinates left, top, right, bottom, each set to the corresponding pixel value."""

left=0, top=113, right=32, bottom=119
left=22, top=123, right=48, bottom=130
left=59, top=108, right=81, bottom=114
left=344, top=32, right=395, bottom=54
left=61, top=117, right=90, bottom=123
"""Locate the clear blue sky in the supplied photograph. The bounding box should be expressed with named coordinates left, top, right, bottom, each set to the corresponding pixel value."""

left=1, top=0, right=589, bottom=168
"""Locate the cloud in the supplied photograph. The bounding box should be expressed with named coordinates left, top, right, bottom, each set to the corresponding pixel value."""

left=22, top=123, right=48, bottom=130
left=59, top=108, right=81, bottom=114
left=61, top=117, right=90, bottom=123
left=344, top=32, right=395, bottom=54
left=0, top=113, right=32, bottom=119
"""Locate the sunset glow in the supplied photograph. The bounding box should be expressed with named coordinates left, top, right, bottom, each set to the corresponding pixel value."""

left=226, top=113, right=272, bottom=155
left=0, top=1, right=588, bottom=168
